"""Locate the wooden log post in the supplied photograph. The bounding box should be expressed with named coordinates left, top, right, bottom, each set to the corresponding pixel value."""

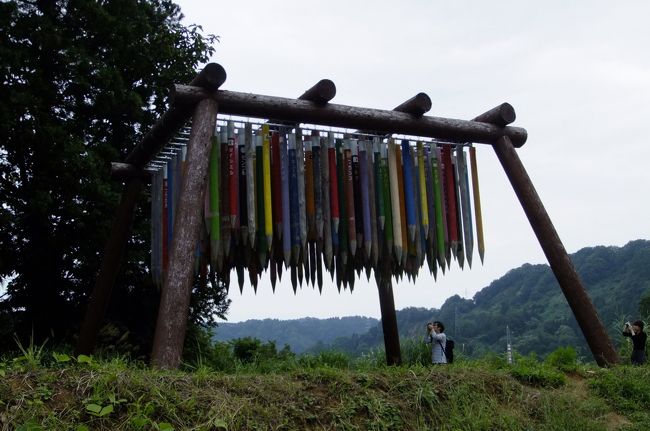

left=75, top=178, right=144, bottom=355
left=75, top=64, right=226, bottom=356
left=151, top=97, right=219, bottom=368
left=472, top=103, right=618, bottom=366
left=491, top=134, right=619, bottom=367
left=376, top=267, right=402, bottom=366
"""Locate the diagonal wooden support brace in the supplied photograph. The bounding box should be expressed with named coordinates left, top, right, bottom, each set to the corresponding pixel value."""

left=492, top=135, right=619, bottom=367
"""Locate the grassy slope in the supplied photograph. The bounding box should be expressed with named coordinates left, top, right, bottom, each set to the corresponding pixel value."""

left=2, top=358, right=650, bottom=431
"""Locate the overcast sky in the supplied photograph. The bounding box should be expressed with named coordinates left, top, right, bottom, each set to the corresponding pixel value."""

left=175, top=0, right=650, bottom=323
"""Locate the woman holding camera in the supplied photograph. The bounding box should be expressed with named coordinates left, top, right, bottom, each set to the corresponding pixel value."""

left=426, top=321, right=447, bottom=364
left=622, top=320, right=647, bottom=365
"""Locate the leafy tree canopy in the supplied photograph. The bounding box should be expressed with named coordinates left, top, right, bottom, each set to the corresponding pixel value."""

left=0, top=0, right=228, bottom=353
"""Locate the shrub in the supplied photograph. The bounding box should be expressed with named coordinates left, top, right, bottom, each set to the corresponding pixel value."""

left=298, top=351, right=350, bottom=369
left=509, top=355, right=566, bottom=388
left=544, top=346, right=578, bottom=372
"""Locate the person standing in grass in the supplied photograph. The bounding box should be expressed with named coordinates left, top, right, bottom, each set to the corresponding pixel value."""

left=426, top=321, right=447, bottom=364
left=622, top=320, right=647, bottom=365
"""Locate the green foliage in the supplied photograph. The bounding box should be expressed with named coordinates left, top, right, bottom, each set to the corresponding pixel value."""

left=298, top=351, right=350, bottom=369
left=589, top=366, right=650, bottom=412
left=509, top=353, right=566, bottom=388
left=544, top=346, right=579, bottom=372
left=0, top=0, right=226, bottom=353
left=12, top=334, right=48, bottom=370
left=4, top=346, right=650, bottom=430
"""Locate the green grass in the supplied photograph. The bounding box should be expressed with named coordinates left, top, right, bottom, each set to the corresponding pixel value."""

left=1, top=351, right=647, bottom=430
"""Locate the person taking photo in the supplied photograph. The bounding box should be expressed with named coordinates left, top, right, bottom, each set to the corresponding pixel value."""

left=622, top=320, right=647, bottom=365
left=425, top=321, right=447, bottom=364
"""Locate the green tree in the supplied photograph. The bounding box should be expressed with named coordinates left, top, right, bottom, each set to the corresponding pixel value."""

left=0, top=0, right=228, bottom=353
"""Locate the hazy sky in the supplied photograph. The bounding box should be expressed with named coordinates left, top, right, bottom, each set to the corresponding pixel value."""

left=175, top=1, right=650, bottom=322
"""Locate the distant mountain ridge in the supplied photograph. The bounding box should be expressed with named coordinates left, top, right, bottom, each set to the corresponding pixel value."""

left=213, top=316, right=377, bottom=353
left=215, top=240, right=650, bottom=360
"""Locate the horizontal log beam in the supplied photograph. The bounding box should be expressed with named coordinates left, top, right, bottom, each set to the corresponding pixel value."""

left=393, top=92, right=432, bottom=117
left=171, top=85, right=527, bottom=147
left=125, top=63, right=227, bottom=168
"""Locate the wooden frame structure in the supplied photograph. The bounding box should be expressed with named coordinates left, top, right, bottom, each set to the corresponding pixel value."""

left=76, top=63, right=619, bottom=368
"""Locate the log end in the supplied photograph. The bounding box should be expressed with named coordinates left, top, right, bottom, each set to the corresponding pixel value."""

left=299, top=79, right=337, bottom=105
left=393, top=92, right=432, bottom=117
left=192, top=63, right=227, bottom=91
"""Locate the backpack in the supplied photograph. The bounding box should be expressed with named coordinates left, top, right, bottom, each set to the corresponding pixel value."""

left=438, top=339, right=455, bottom=364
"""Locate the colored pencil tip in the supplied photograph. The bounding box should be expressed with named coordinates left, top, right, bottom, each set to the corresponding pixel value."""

left=408, top=225, right=416, bottom=242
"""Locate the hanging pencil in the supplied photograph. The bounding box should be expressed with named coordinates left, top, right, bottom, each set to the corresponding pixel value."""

left=236, top=248, right=245, bottom=293
left=168, top=151, right=177, bottom=240
left=227, top=121, right=239, bottom=231
left=255, top=133, right=267, bottom=255
left=395, top=142, right=408, bottom=267
left=288, top=133, right=300, bottom=264
left=245, top=123, right=256, bottom=248
left=457, top=145, right=474, bottom=268
left=305, top=239, right=312, bottom=287
left=441, top=145, right=458, bottom=261
left=321, top=135, right=333, bottom=271
left=351, top=140, right=363, bottom=251
left=209, top=130, right=221, bottom=271
left=336, top=139, right=347, bottom=265
left=359, top=140, right=372, bottom=259
left=401, top=140, right=417, bottom=243
left=423, top=145, right=437, bottom=275
left=290, top=262, right=297, bottom=294
left=373, top=138, right=385, bottom=231
left=166, top=155, right=174, bottom=254
left=417, top=142, right=429, bottom=240
left=309, top=238, right=316, bottom=287
left=151, top=169, right=162, bottom=286
left=469, top=146, right=485, bottom=264
left=312, top=131, right=323, bottom=240
left=316, top=239, right=323, bottom=292
left=432, top=147, right=448, bottom=269
left=366, top=141, right=379, bottom=267
left=387, top=139, right=402, bottom=264
left=412, top=148, right=424, bottom=268
left=271, top=131, right=283, bottom=242
left=270, top=249, right=277, bottom=291
left=262, top=124, right=273, bottom=251
left=380, top=143, right=394, bottom=262
left=327, top=136, right=340, bottom=237
left=296, top=128, right=307, bottom=253
left=451, top=152, right=465, bottom=269
left=344, top=139, right=357, bottom=256
left=220, top=127, right=231, bottom=261
left=239, top=126, right=248, bottom=245
left=280, top=131, right=291, bottom=267
left=304, top=134, right=315, bottom=241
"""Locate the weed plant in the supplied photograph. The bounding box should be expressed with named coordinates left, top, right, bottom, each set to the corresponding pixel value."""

left=1, top=338, right=648, bottom=430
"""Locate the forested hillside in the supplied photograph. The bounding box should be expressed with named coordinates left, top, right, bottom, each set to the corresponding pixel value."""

left=323, top=240, right=650, bottom=359
left=213, top=316, right=377, bottom=353
left=216, top=240, right=650, bottom=360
